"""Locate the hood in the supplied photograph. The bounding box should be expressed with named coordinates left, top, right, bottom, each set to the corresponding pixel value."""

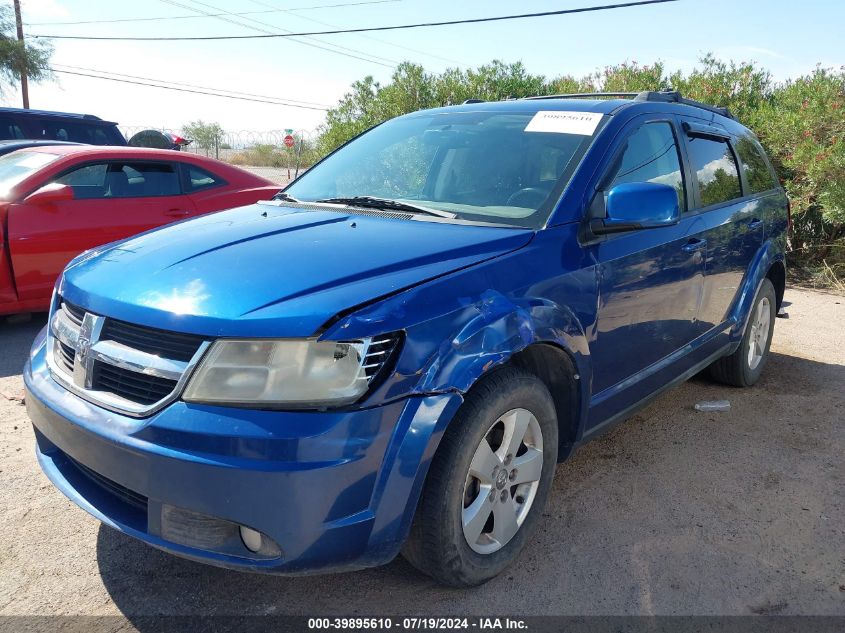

left=59, top=203, right=533, bottom=337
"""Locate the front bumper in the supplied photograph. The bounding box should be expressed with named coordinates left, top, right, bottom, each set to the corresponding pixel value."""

left=25, top=329, right=462, bottom=574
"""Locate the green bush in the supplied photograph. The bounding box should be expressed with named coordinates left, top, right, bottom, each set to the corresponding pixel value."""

left=316, top=56, right=845, bottom=272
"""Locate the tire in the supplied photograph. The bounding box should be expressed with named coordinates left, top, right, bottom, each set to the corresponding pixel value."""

left=402, top=366, right=558, bottom=587
left=709, top=278, right=776, bottom=387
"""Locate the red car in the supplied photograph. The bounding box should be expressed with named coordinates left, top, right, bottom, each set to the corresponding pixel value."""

left=0, top=146, right=280, bottom=315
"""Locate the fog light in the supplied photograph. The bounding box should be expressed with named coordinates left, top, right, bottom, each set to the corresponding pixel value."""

left=240, top=525, right=263, bottom=552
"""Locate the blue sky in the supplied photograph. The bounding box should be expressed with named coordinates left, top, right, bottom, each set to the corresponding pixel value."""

left=4, top=0, right=843, bottom=134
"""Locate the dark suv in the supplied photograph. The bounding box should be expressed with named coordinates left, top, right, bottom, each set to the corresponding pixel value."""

left=0, top=107, right=126, bottom=145
left=25, top=90, right=788, bottom=586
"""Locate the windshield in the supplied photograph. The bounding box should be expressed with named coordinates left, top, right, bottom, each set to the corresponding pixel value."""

left=286, top=110, right=602, bottom=228
left=0, top=151, right=60, bottom=199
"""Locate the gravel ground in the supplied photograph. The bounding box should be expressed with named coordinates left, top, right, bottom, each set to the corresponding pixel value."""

left=0, top=288, right=843, bottom=620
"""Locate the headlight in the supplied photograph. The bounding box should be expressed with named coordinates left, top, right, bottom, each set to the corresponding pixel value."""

left=183, top=336, right=397, bottom=408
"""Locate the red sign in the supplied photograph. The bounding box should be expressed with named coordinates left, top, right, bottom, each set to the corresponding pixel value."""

left=283, top=134, right=295, bottom=148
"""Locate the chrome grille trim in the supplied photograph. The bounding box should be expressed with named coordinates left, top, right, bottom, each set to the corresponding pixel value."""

left=361, top=334, right=402, bottom=381
left=47, top=300, right=210, bottom=417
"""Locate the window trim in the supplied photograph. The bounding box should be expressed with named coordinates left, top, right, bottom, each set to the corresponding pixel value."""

left=178, top=161, right=228, bottom=194
left=50, top=158, right=187, bottom=199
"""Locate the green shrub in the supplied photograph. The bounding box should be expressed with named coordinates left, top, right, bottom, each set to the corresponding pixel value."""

left=315, top=56, right=845, bottom=271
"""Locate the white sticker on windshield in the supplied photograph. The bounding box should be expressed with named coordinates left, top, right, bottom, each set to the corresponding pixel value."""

left=524, top=111, right=603, bottom=136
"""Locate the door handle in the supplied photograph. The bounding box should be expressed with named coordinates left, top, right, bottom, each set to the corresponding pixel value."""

left=681, top=238, right=706, bottom=253
left=166, top=209, right=191, bottom=217
left=747, top=218, right=764, bottom=230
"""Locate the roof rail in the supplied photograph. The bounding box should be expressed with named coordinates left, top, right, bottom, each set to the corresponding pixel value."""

left=522, top=90, right=735, bottom=120
left=524, top=92, right=639, bottom=100
left=633, top=90, right=735, bottom=120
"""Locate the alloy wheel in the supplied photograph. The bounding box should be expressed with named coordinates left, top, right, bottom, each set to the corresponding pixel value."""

left=462, top=408, right=544, bottom=555
left=747, top=296, right=771, bottom=370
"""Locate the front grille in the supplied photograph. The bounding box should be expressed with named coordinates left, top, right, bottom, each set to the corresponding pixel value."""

left=50, top=297, right=209, bottom=415
left=68, top=456, right=148, bottom=512
left=93, top=361, right=178, bottom=405
left=62, top=300, right=85, bottom=325
left=57, top=341, right=75, bottom=373
left=100, top=318, right=205, bottom=362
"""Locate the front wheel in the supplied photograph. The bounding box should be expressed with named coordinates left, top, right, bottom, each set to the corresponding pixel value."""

left=402, top=367, right=558, bottom=587
left=709, top=278, right=777, bottom=387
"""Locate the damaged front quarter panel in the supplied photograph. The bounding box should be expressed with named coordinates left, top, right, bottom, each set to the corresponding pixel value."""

left=322, top=225, right=596, bottom=409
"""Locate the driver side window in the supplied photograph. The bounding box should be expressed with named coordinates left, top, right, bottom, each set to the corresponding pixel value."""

left=606, top=121, right=686, bottom=211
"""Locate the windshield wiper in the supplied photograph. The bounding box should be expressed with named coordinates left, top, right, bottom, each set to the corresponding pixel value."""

left=273, top=191, right=301, bottom=203
left=316, top=196, right=456, bottom=219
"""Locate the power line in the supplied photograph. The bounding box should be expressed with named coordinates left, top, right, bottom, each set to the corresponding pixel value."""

left=159, top=0, right=397, bottom=67
left=167, top=0, right=399, bottom=68
left=247, top=0, right=463, bottom=66
left=24, top=0, right=403, bottom=26
left=52, top=64, right=333, bottom=108
left=31, top=1, right=682, bottom=41
left=51, top=69, right=329, bottom=110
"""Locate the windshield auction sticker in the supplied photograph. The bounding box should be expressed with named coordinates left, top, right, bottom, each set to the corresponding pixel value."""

left=524, top=110, right=603, bottom=135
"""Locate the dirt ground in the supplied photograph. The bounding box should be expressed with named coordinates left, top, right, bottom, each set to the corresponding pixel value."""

left=0, top=288, right=843, bottom=620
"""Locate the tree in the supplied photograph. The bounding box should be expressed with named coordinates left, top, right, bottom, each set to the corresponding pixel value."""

left=0, top=5, right=52, bottom=97
left=752, top=66, right=845, bottom=260
left=182, top=120, right=226, bottom=157
left=315, top=55, right=845, bottom=271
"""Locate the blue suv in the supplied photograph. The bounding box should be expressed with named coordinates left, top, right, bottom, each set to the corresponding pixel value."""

left=25, top=91, right=788, bottom=587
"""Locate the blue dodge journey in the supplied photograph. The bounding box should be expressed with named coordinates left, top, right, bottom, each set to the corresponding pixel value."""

left=25, top=91, right=788, bottom=586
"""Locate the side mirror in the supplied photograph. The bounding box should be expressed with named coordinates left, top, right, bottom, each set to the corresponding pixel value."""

left=24, top=183, right=75, bottom=205
left=590, top=182, right=680, bottom=235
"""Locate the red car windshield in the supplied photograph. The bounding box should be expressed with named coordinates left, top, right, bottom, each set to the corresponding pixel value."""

left=0, top=151, right=61, bottom=199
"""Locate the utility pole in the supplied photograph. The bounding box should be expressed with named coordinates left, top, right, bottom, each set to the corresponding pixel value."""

left=13, top=0, right=29, bottom=109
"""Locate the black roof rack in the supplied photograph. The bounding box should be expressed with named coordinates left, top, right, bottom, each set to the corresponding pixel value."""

left=525, top=92, right=639, bottom=100
left=523, top=90, right=735, bottom=120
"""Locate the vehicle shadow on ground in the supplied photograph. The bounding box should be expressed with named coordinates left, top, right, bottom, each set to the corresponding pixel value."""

left=94, top=350, right=845, bottom=620
left=0, top=315, right=47, bottom=379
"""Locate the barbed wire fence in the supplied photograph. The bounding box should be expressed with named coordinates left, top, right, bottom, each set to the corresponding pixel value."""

left=119, top=126, right=321, bottom=185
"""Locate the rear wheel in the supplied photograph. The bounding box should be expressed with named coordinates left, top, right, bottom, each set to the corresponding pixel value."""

left=402, top=367, right=558, bottom=587
left=709, top=278, right=776, bottom=387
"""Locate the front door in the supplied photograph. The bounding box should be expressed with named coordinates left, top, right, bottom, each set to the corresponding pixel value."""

left=7, top=160, right=196, bottom=302
left=587, top=118, right=706, bottom=427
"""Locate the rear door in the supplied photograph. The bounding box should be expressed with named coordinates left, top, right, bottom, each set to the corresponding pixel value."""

left=7, top=160, right=196, bottom=301
left=678, top=119, right=764, bottom=331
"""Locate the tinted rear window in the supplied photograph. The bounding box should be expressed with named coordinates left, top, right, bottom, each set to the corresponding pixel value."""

left=0, top=117, right=25, bottom=140
left=35, top=120, right=125, bottom=145
left=686, top=136, right=742, bottom=207
left=734, top=135, right=778, bottom=194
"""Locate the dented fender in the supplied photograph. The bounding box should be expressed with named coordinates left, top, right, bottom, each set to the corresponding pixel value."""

left=323, top=230, right=595, bottom=405
left=413, top=291, right=590, bottom=395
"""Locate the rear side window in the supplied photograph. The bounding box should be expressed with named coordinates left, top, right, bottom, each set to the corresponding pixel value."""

left=734, top=135, right=778, bottom=194
left=686, top=136, right=742, bottom=207
left=606, top=121, right=685, bottom=211
left=0, top=117, right=25, bottom=140
left=35, top=120, right=125, bottom=145
left=54, top=161, right=181, bottom=198
left=184, top=165, right=224, bottom=192
left=117, top=162, right=180, bottom=197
